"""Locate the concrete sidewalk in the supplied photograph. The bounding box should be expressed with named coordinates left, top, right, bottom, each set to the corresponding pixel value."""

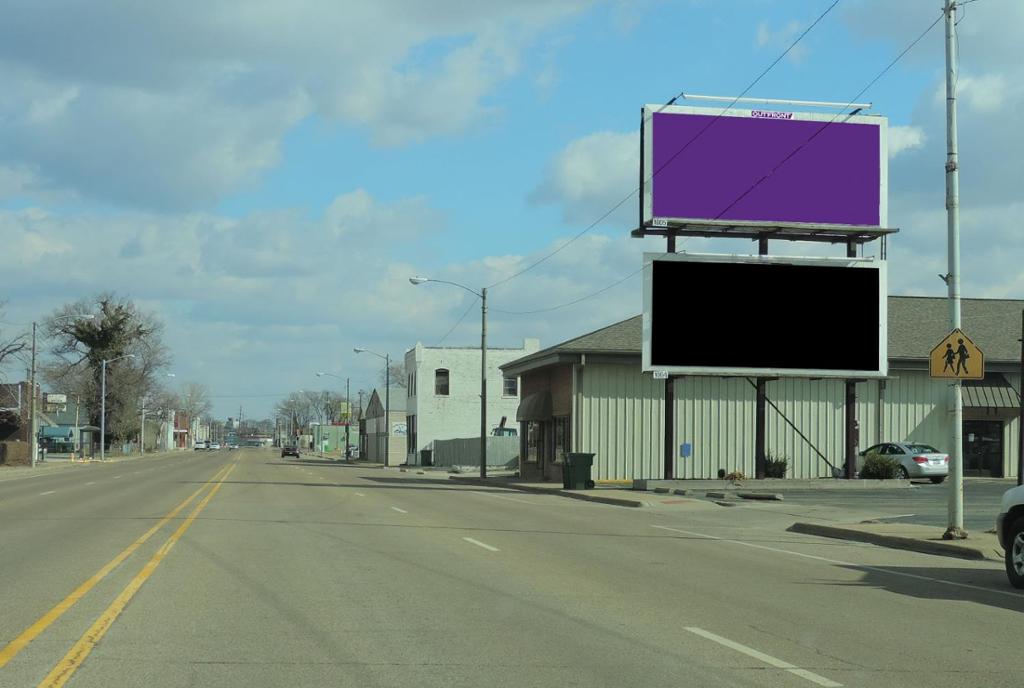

left=449, top=476, right=646, bottom=507
left=789, top=521, right=1004, bottom=562
left=637, top=478, right=915, bottom=492
left=0, top=449, right=188, bottom=480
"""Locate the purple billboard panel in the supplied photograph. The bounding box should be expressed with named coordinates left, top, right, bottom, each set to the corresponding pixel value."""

left=641, top=106, right=887, bottom=228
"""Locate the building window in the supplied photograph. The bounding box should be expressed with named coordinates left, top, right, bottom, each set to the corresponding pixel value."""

left=503, top=377, right=518, bottom=397
left=434, top=368, right=449, bottom=396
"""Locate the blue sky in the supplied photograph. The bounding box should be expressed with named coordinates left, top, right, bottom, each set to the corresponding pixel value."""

left=1, top=0, right=1020, bottom=419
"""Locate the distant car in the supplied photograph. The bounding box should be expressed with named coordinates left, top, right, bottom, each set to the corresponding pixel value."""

left=209, top=442, right=221, bottom=450
left=281, top=445, right=300, bottom=458
left=228, top=444, right=239, bottom=450
left=859, top=442, right=949, bottom=482
left=996, top=485, right=1024, bottom=588
left=194, top=441, right=208, bottom=451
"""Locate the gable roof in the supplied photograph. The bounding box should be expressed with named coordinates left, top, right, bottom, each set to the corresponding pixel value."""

left=887, top=296, right=1023, bottom=362
left=364, top=388, right=407, bottom=417
left=503, top=296, right=1024, bottom=375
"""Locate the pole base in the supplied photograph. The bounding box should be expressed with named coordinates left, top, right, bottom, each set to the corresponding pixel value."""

left=942, top=526, right=969, bottom=540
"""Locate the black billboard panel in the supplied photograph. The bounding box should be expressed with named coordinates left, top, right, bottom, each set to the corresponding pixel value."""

left=643, top=254, right=887, bottom=378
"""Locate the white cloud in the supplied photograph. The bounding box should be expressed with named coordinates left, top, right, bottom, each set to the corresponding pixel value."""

left=0, top=1, right=597, bottom=210
left=888, top=125, right=925, bottom=158
left=754, top=19, right=807, bottom=62
left=955, top=73, right=1010, bottom=114
left=530, top=130, right=638, bottom=227
left=841, top=2, right=1024, bottom=303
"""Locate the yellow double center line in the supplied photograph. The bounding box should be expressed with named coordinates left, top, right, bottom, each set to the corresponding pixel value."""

left=0, top=461, right=236, bottom=682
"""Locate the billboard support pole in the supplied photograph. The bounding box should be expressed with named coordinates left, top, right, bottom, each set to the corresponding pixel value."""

left=845, top=240, right=859, bottom=480
left=755, top=237, right=768, bottom=479
left=664, top=233, right=676, bottom=479
left=943, top=0, right=966, bottom=540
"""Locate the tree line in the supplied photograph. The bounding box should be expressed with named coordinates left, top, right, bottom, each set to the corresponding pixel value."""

left=0, top=292, right=212, bottom=446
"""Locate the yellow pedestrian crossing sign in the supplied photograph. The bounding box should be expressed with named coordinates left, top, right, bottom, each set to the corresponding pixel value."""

left=929, top=328, right=984, bottom=380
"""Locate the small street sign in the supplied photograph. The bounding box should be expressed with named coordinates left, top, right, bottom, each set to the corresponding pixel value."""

left=929, top=328, right=984, bottom=380
left=652, top=370, right=669, bottom=380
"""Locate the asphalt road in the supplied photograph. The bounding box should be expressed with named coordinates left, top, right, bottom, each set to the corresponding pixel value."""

left=777, top=479, right=1013, bottom=532
left=1, top=449, right=1020, bottom=687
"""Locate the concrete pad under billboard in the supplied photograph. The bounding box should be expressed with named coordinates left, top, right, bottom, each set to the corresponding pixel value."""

left=642, top=253, right=888, bottom=379
left=640, top=105, right=888, bottom=230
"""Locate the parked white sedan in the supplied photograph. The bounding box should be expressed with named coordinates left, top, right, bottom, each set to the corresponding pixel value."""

left=859, top=442, right=949, bottom=483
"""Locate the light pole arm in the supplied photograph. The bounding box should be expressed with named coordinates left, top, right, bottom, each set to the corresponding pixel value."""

left=415, top=278, right=482, bottom=299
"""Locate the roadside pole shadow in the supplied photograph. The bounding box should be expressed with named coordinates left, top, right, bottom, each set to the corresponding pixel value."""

left=828, top=564, right=1024, bottom=614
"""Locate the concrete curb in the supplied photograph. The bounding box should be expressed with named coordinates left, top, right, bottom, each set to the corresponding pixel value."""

left=636, top=478, right=915, bottom=492
left=788, top=522, right=995, bottom=561
left=448, top=477, right=644, bottom=508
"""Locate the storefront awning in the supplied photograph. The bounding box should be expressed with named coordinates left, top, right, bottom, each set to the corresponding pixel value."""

left=516, top=392, right=552, bottom=422
left=963, top=382, right=1021, bottom=409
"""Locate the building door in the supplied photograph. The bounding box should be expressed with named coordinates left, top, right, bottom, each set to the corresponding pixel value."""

left=963, top=420, right=1003, bottom=477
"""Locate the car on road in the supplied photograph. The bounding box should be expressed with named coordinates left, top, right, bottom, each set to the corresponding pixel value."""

left=996, top=485, right=1024, bottom=588
left=228, top=444, right=239, bottom=450
left=194, top=441, right=208, bottom=451
left=281, top=445, right=300, bottom=458
left=858, top=442, right=949, bottom=483
left=209, top=442, right=221, bottom=450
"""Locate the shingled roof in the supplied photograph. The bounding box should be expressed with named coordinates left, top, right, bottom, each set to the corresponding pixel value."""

left=503, top=296, right=1024, bottom=374
left=887, top=296, right=1024, bottom=362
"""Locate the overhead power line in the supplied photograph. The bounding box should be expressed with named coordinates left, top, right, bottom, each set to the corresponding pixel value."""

left=490, top=8, right=944, bottom=317
left=483, top=0, right=843, bottom=292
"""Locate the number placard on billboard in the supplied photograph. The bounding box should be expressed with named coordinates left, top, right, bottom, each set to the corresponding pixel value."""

left=642, top=253, right=887, bottom=379
left=640, top=105, right=888, bottom=230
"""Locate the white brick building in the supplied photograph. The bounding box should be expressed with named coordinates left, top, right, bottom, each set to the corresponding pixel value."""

left=404, top=338, right=540, bottom=465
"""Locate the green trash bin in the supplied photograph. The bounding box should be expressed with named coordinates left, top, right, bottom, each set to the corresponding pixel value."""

left=562, top=453, right=595, bottom=490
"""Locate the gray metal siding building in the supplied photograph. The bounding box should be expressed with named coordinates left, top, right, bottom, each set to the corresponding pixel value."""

left=503, top=296, right=1022, bottom=482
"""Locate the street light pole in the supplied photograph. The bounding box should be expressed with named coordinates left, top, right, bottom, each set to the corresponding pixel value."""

left=316, top=371, right=352, bottom=459
left=29, top=322, right=37, bottom=468
left=943, top=0, right=966, bottom=540
left=353, top=349, right=392, bottom=464
left=480, top=287, right=487, bottom=480
left=100, top=353, right=135, bottom=462
left=410, top=276, right=488, bottom=479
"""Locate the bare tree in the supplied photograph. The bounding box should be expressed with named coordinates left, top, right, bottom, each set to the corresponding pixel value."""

left=378, top=363, right=407, bottom=389
left=275, top=391, right=314, bottom=435
left=0, top=301, right=28, bottom=376
left=178, top=382, right=212, bottom=420
left=41, top=293, right=172, bottom=443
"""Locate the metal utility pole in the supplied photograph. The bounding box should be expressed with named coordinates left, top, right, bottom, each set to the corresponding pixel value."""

left=408, top=276, right=488, bottom=479
left=101, top=359, right=107, bottom=462
left=346, top=376, right=351, bottom=459
left=29, top=322, right=37, bottom=468
left=385, top=354, right=390, bottom=466
left=100, top=353, right=135, bottom=463
left=480, top=287, right=488, bottom=480
left=140, top=403, right=146, bottom=455
left=944, top=0, right=966, bottom=539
